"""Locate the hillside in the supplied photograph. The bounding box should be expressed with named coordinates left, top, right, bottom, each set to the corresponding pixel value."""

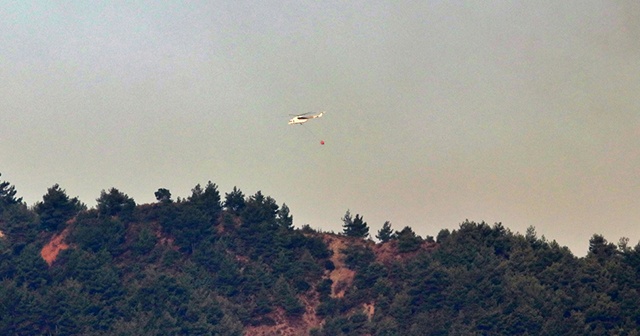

left=1, top=179, right=640, bottom=335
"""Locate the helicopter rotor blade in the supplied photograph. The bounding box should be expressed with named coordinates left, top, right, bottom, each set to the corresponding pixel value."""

left=289, top=112, right=314, bottom=116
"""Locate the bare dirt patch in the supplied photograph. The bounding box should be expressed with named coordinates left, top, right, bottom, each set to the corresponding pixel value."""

left=245, top=233, right=367, bottom=335
left=363, top=302, right=375, bottom=320
left=323, top=234, right=358, bottom=298
left=41, top=228, right=71, bottom=266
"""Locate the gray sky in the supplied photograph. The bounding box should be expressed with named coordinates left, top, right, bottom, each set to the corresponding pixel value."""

left=1, top=1, right=638, bottom=256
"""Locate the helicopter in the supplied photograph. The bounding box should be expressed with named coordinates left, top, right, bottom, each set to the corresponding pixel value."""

left=288, top=111, right=324, bottom=125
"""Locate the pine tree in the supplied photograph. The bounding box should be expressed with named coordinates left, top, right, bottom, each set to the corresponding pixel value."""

left=188, top=181, right=222, bottom=222
left=376, top=221, right=395, bottom=243
left=0, top=173, right=22, bottom=210
left=35, top=184, right=84, bottom=232
left=154, top=188, right=172, bottom=203
left=342, top=210, right=369, bottom=238
left=96, top=188, right=135, bottom=218
left=224, top=186, right=245, bottom=214
left=396, top=226, right=422, bottom=252
left=277, top=203, right=293, bottom=229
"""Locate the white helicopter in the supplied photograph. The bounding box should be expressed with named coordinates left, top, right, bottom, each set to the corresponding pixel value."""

left=288, top=111, right=325, bottom=125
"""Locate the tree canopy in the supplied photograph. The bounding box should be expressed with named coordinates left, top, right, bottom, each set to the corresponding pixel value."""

left=376, top=221, right=394, bottom=243
left=342, top=210, right=369, bottom=239
left=35, top=184, right=84, bottom=232
left=96, top=188, right=135, bottom=218
left=0, top=173, right=22, bottom=210
left=1, top=176, right=640, bottom=335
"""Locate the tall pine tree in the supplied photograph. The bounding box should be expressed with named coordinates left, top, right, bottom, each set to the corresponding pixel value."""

left=0, top=173, right=22, bottom=209
left=35, top=184, right=84, bottom=232
left=342, top=210, right=369, bottom=238
left=376, top=221, right=395, bottom=243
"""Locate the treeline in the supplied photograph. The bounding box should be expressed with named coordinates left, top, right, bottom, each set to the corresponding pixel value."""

left=0, top=176, right=330, bottom=335
left=1, top=174, right=640, bottom=335
left=317, top=223, right=640, bottom=335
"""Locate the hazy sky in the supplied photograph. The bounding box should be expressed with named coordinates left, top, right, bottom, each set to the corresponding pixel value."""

left=1, top=1, right=638, bottom=255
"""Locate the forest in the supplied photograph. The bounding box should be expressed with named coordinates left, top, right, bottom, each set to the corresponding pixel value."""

left=1, top=173, right=640, bottom=335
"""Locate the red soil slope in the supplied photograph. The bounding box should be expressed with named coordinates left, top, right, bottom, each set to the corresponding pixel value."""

left=41, top=228, right=70, bottom=266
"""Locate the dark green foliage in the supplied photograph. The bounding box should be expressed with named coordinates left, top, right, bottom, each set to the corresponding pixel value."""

left=154, top=188, right=172, bottom=203
left=233, top=191, right=291, bottom=262
left=4, top=181, right=640, bottom=335
left=324, top=259, right=335, bottom=271
left=317, top=278, right=333, bottom=299
left=588, top=234, right=617, bottom=264
left=188, top=181, right=222, bottom=222
left=319, top=312, right=371, bottom=335
left=317, top=297, right=340, bottom=317
left=96, top=187, right=136, bottom=219
left=0, top=175, right=39, bottom=250
left=354, top=262, right=386, bottom=291
left=376, top=221, right=395, bottom=242
left=162, top=248, right=182, bottom=267
left=274, top=276, right=305, bottom=317
left=436, top=228, right=450, bottom=243
left=342, top=210, right=369, bottom=238
left=241, top=190, right=278, bottom=226
left=13, top=244, right=50, bottom=289
left=374, top=316, right=401, bottom=336
left=0, top=279, right=47, bottom=335
left=395, top=226, right=422, bottom=252
left=253, top=286, right=274, bottom=316
left=224, top=186, right=245, bottom=214
left=315, top=219, right=640, bottom=335
left=131, top=227, right=157, bottom=256
left=1, top=202, right=39, bottom=248
left=277, top=203, right=293, bottom=229
left=305, top=235, right=332, bottom=259
left=0, top=173, right=22, bottom=210
left=42, top=279, right=96, bottom=334
left=160, top=204, right=211, bottom=253
left=69, top=214, right=126, bottom=255
left=342, top=244, right=375, bottom=271
left=35, top=184, right=84, bottom=232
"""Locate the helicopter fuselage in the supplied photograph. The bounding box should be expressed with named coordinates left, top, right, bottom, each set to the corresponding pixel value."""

left=288, top=112, right=324, bottom=125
